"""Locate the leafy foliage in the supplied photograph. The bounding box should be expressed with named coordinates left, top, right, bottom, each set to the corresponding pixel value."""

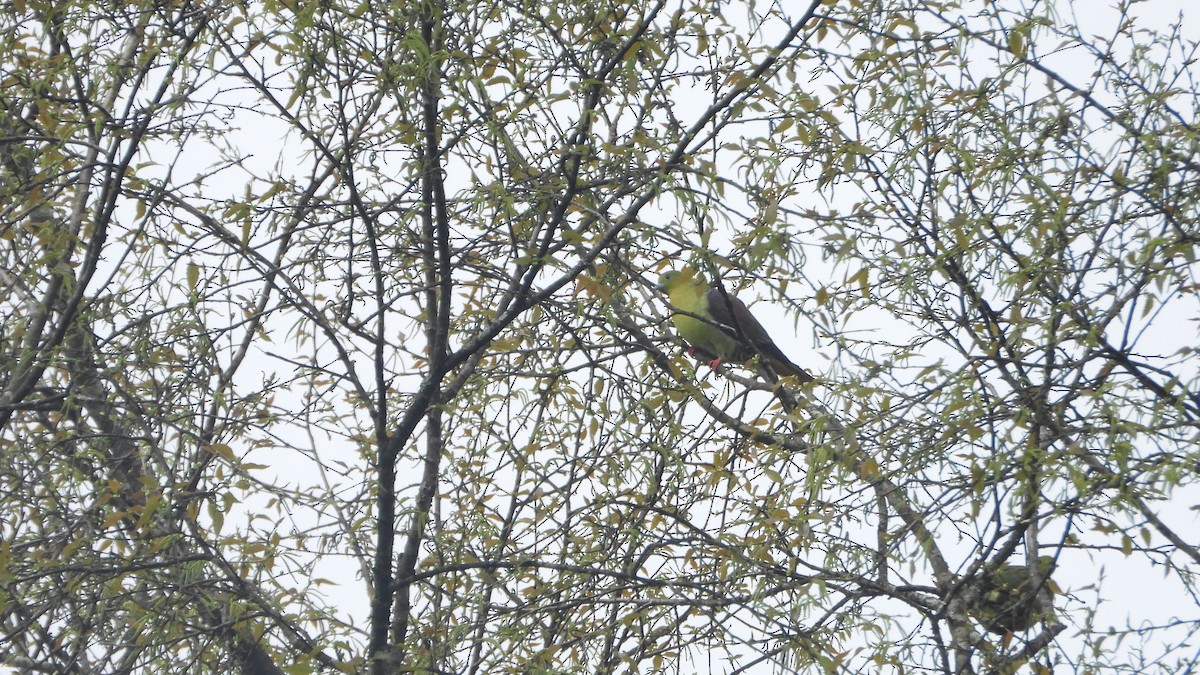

left=1, top=0, right=1197, bottom=673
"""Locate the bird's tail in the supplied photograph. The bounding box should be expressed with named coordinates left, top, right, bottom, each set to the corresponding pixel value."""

left=765, top=353, right=814, bottom=384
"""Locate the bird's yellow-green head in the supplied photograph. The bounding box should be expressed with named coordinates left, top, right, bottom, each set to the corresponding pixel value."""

left=657, top=268, right=702, bottom=293
left=1034, top=555, right=1055, bottom=576
left=657, top=268, right=712, bottom=316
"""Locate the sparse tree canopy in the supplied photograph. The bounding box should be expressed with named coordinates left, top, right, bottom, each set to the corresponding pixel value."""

left=2, top=0, right=1198, bottom=673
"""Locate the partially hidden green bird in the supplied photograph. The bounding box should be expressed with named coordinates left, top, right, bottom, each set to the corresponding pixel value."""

left=657, top=267, right=813, bottom=383
left=964, top=555, right=1058, bottom=635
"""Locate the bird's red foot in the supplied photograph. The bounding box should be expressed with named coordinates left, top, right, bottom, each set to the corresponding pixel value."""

left=686, top=346, right=697, bottom=357
left=708, top=358, right=723, bottom=370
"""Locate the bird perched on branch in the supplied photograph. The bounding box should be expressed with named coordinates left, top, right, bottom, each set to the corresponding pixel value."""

left=657, top=267, right=812, bottom=383
left=963, top=555, right=1058, bottom=635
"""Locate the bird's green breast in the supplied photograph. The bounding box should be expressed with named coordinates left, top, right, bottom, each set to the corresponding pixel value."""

left=669, top=288, right=740, bottom=360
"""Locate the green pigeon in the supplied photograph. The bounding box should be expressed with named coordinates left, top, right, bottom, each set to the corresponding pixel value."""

left=964, top=555, right=1058, bottom=634
left=658, top=267, right=812, bottom=383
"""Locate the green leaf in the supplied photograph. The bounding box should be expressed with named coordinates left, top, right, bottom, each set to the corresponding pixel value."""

left=187, top=262, right=200, bottom=292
